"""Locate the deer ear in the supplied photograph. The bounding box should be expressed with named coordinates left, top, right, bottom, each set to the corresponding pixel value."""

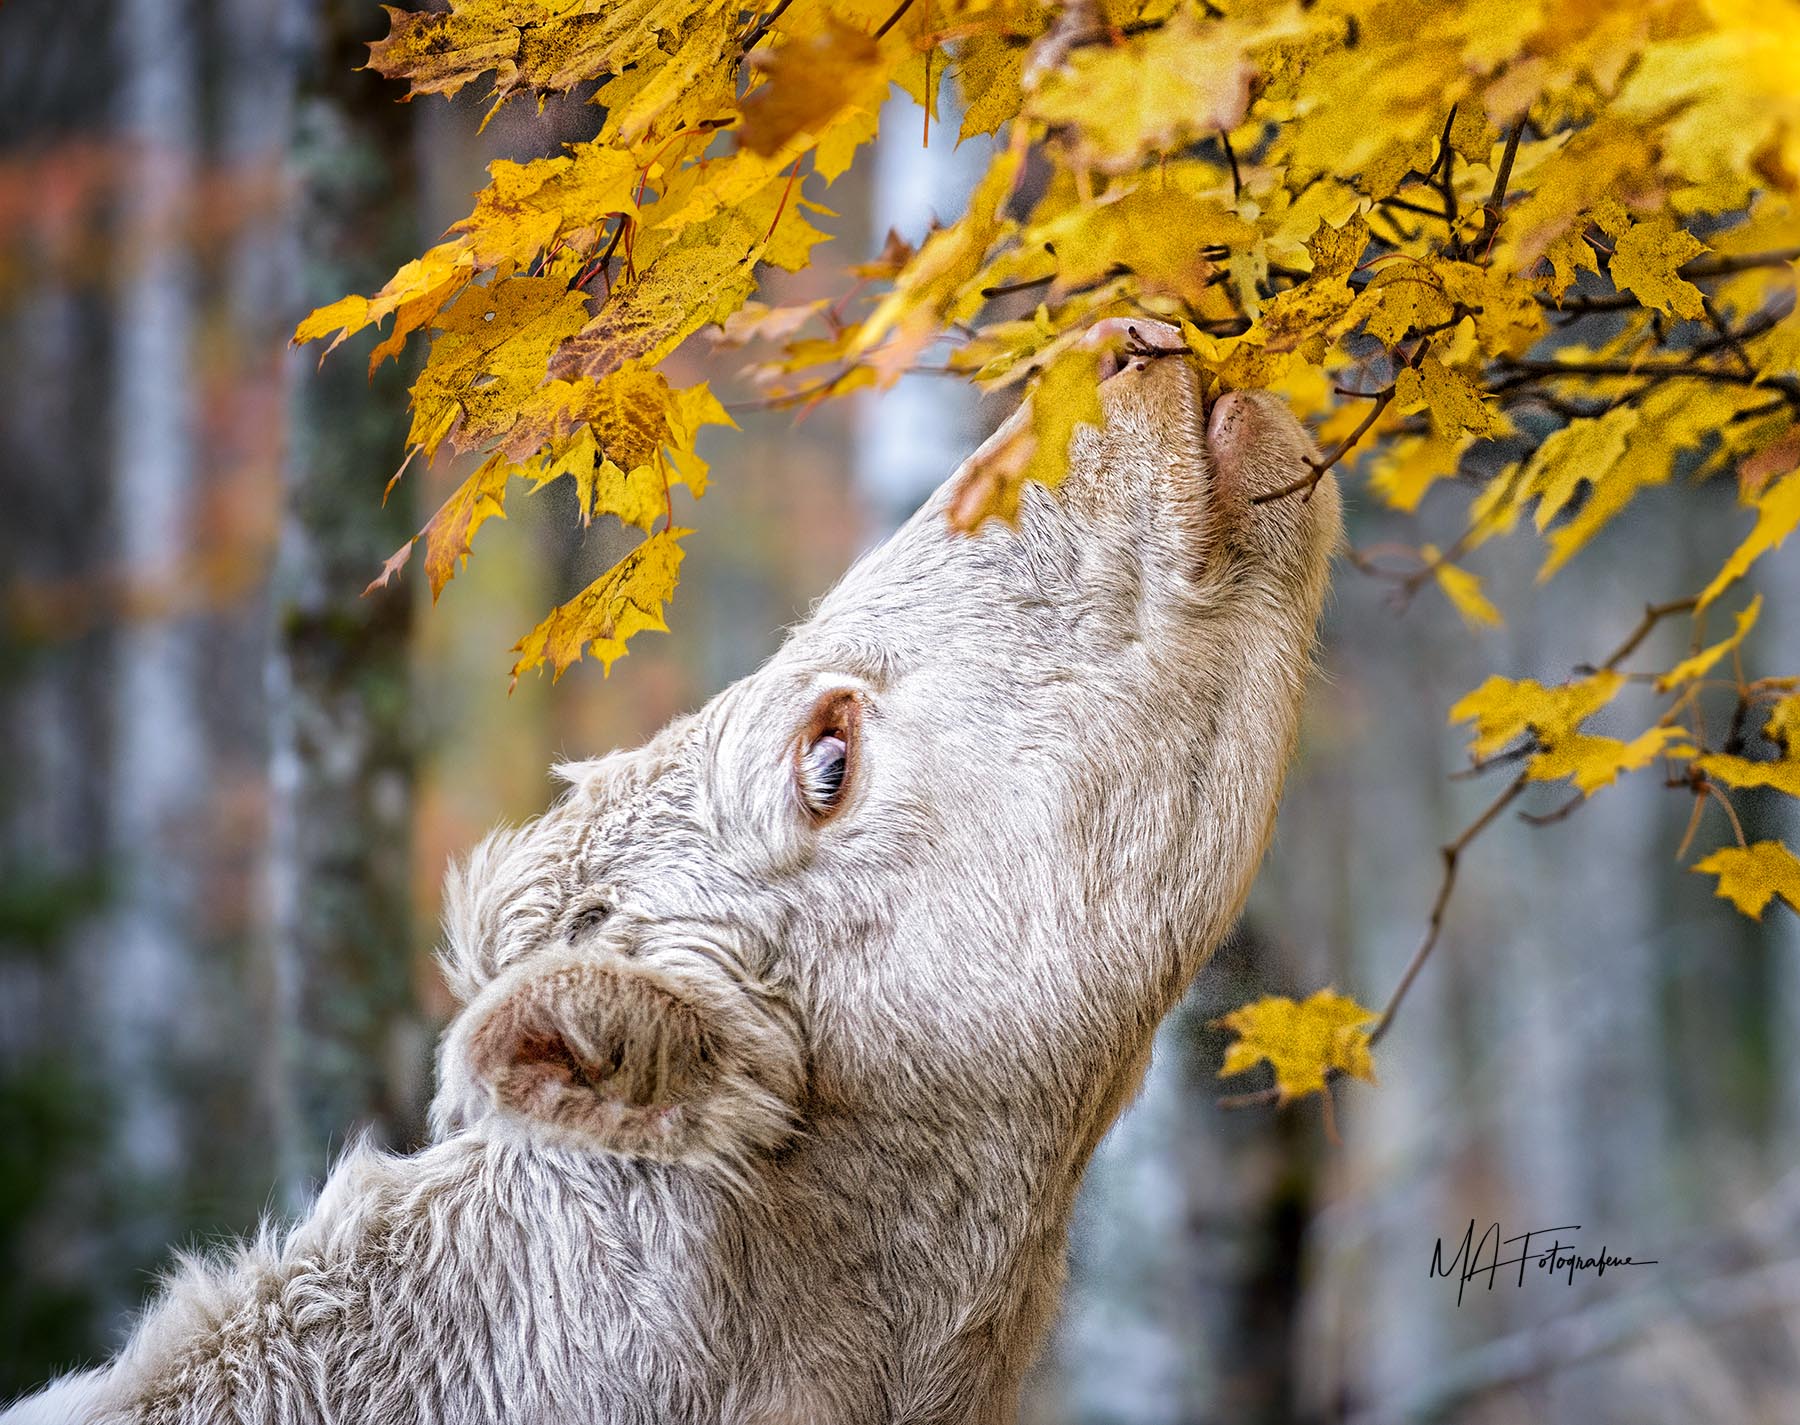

left=443, top=954, right=803, bottom=1173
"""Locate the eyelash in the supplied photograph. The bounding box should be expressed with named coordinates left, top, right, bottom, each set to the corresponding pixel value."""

left=798, top=734, right=847, bottom=810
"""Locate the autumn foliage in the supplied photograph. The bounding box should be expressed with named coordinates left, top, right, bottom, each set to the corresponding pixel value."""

left=297, top=0, right=1800, bottom=1103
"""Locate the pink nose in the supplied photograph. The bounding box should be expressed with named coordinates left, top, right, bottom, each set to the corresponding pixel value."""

left=1206, top=392, right=1255, bottom=501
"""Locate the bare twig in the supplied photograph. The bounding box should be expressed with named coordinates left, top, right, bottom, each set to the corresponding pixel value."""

left=1472, top=122, right=1523, bottom=260
left=1220, top=130, right=1242, bottom=198
left=1368, top=771, right=1529, bottom=1049
left=873, top=0, right=915, bottom=38
left=1435, top=106, right=1461, bottom=250
left=1252, top=385, right=1396, bottom=504
left=1700, top=778, right=1749, bottom=849
left=980, top=275, right=1056, bottom=299
left=1703, top=293, right=1759, bottom=376
left=1518, top=790, right=1586, bottom=826
left=1598, top=597, right=1699, bottom=672
left=737, top=0, right=795, bottom=51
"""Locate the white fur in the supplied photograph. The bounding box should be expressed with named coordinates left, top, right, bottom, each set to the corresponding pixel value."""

left=6, top=343, right=1339, bottom=1425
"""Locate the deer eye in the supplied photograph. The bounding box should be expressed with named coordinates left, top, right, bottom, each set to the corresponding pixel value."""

left=795, top=690, right=860, bottom=822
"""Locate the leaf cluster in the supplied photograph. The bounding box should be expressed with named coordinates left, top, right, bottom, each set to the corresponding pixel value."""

left=297, top=0, right=1800, bottom=1105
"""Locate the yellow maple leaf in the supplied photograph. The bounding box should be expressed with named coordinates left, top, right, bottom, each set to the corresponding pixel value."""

left=1305, top=211, right=1371, bottom=282
left=1028, top=10, right=1257, bottom=174
left=456, top=145, right=640, bottom=270
left=1528, top=726, right=1691, bottom=796
left=1657, top=596, right=1761, bottom=691
left=1539, top=229, right=1601, bottom=299
left=1765, top=696, right=1800, bottom=757
left=946, top=347, right=1104, bottom=532
left=1695, top=752, right=1800, bottom=799
left=1522, top=406, right=1640, bottom=533
left=1366, top=433, right=1467, bottom=512
left=409, top=277, right=593, bottom=459
left=1608, top=217, right=1708, bottom=319
left=293, top=239, right=478, bottom=373
left=1033, top=185, right=1257, bottom=308
left=1342, top=258, right=1457, bottom=348
left=510, top=527, right=688, bottom=683
left=1697, top=468, right=1800, bottom=611
left=1217, top=990, right=1379, bottom=1102
left=1423, top=545, right=1502, bottom=630
left=955, top=32, right=1027, bottom=143
left=548, top=237, right=761, bottom=384
left=1450, top=671, right=1624, bottom=760
left=1692, top=841, right=1800, bottom=919
left=602, top=7, right=739, bottom=148
left=738, top=19, right=889, bottom=157
left=421, top=453, right=512, bottom=599
left=365, top=5, right=524, bottom=100
left=1394, top=356, right=1498, bottom=438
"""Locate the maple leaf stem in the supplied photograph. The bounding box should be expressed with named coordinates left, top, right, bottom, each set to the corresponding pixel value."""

left=764, top=156, right=804, bottom=244
left=590, top=217, right=628, bottom=299
left=1699, top=778, right=1749, bottom=849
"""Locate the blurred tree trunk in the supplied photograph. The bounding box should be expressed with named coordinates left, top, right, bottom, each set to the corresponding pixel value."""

left=104, top=0, right=203, bottom=1270
left=267, top=0, right=425, bottom=1208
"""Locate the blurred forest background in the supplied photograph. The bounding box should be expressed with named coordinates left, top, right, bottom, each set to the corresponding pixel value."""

left=3, top=2, right=1799, bottom=1421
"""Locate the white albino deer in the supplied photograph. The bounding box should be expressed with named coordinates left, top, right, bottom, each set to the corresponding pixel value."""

left=7, top=319, right=1339, bottom=1425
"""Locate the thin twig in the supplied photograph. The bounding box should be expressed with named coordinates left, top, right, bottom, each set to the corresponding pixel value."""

left=1491, top=357, right=1800, bottom=404
left=980, top=275, right=1056, bottom=299
left=1598, top=597, right=1699, bottom=672
left=1449, top=742, right=1535, bottom=780
left=1252, top=385, right=1396, bottom=504
left=1435, top=106, right=1461, bottom=251
left=1472, top=122, right=1523, bottom=261
left=1518, top=790, right=1586, bottom=826
left=1703, top=293, right=1759, bottom=376
left=1368, top=772, right=1528, bottom=1048
left=1220, top=130, right=1242, bottom=198
left=737, top=0, right=794, bottom=51
left=1379, top=195, right=1452, bottom=223
left=1684, top=246, right=1800, bottom=279
left=873, top=0, right=915, bottom=38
